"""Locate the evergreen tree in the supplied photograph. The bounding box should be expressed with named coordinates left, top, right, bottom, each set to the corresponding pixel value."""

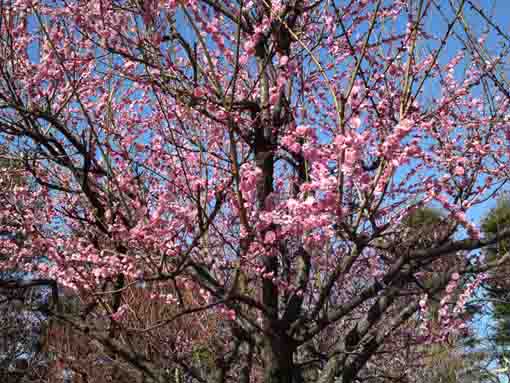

left=481, top=196, right=510, bottom=367
left=399, top=207, right=494, bottom=383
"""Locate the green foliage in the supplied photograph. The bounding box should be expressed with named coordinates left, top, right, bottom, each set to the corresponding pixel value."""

left=482, top=197, right=510, bottom=260
left=480, top=196, right=510, bottom=373
left=0, top=146, right=24, bottom=191
left=482, top=198, right=510, bottom=236
left=400, top=206, right=455, bottom=252
left=401, top=208, right=497, bottom=382
left=481, top=195, right=510, bottom=293
left=403, top=206, right=445, bottom=229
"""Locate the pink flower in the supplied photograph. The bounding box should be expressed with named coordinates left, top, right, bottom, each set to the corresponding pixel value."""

left=344, top=148, right=359, bottom=166
left=289, top=142, right=301, bottom=153
left=351, top=116, right=361, bottom=129
left=454, top=166, right=465, bottom=176
left=193, top=87, right=204, bottom=98
left=264, top=230, right=276, bottom=244
left=111, top=304, right=129, bottom=321
left=296, top=125, right=309, bottom=136
left=226, top=309, right=236, bottom=321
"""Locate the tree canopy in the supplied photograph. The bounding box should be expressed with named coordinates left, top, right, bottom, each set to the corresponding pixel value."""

left=1, top=0, right=510, bottom=382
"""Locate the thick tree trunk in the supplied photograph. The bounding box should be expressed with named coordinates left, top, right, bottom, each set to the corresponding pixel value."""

left=262, top=334, right=294, bottom=383
left=253, top=34, right=302, bottom=383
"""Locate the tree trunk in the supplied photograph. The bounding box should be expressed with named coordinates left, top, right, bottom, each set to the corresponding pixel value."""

left=263, top=334, right=294, bottom=383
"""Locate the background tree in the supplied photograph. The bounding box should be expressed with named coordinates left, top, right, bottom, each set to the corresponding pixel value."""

left=478, top=195, right=510, bottom=378
left=370, top=207, right=499, bottom=383
left=0, top=146, right=55, bottom=382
